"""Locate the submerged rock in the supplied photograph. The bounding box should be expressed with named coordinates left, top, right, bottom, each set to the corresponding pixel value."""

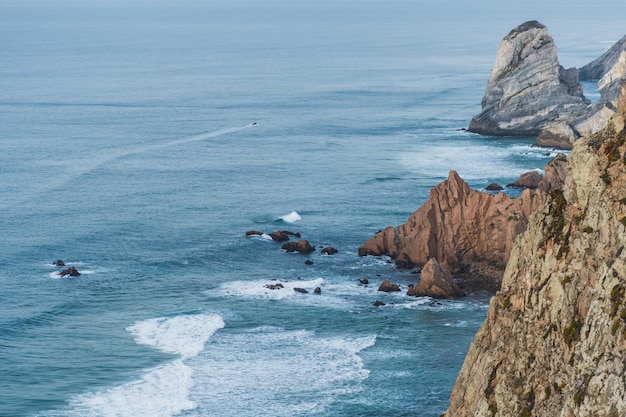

left=52, top=259, right=65, bottom=266
left=485, top=183, right=503, bottom=191
left=59, top=267, right=80, bottom=277
left=321, top=246, right=338, bottom=255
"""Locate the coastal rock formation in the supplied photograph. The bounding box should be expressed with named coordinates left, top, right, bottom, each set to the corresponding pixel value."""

left=59, top=267, right=80, bottom=277
left=468, top=21, right=589, bottom=144
left=506, top=170, right=543, bottom=189
left=281, top=239, right=315, bottom=254
left=407, top=258, right=465, bottom=299
left=470, top=21, right=626, bottom=149
left=377, top=279, right=400, bottom=292
left=359, top=165, right=563, bottom=291
left=444, top=83, right=626, bottom=417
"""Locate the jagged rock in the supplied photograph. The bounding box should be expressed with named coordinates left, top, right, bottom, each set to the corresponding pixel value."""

left=293, top=287, right=308, bottom=294
left=53, top=259, right=65, bottom=266
left=579, top=34, right=626, bottom=106
left=407, top=258, right=465, bottom=299
left=485, top=183, right=503, bottom=191
left=264, top=283, right=284, bottom=290
left=59, top=267, right=80, bottom=277
left=269, top=230, right=295, bottom=242
left=373, top=300, right=386, bottom=307
left=377, top=279, right=400, bottom=292
left=321, top=246, right=338, bottom=255
left=444, top=82, right=626, bottom=417
left=469, top=21, right=589, bottom=142
left=245, top=230, right=263, bottom=237
left=281, top=239, right=315, bottom=254
left=507, top=170, right=543, bottom=189
left=359, top=278, right=369, bottom=285
left=359, top=168, right=559, bottom=291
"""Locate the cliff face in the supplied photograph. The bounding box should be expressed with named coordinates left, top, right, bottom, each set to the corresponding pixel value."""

left=444, top=84, right=626, bottom=417
left=358, top=169, right=558, bottom=291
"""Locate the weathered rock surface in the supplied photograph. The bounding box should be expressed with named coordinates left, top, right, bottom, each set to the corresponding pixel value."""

left=321, top=246, right=338, bottom=255
left=281, top=239, right=315, bottom=254
left=407, top=258, right=465, bottom=299
left=359, top=165, right=563, bottom=291
left=59, top=267, right=80, bottom=277
left=507, top=170, right=543, bottom=189
left=470, top=21, right=626, bottom=149
left=469, top=21, right=589, bottom=143
left=377, top=279, right=400, bottom=292
left=444, top=83, right=626, bottom=417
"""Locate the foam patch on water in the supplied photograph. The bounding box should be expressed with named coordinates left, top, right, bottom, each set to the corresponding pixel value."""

left=399, top=141, right=569, bottom=182
left=58, top=314, right=224, bottom=417
left=218, top=278, right=326, bottom=301
left=280, top=210, right=301, bottom=223
left=185, top=327, right=376, bottom=417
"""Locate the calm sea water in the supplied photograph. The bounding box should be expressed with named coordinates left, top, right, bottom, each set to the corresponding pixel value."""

left=1, top=2, right=624, bottom=416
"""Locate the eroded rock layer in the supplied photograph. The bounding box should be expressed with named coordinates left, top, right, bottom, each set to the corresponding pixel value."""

left=468, top=21, right=589, bottom=141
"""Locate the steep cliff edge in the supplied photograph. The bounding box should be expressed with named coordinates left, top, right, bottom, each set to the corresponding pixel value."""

left=444, top=84, right=626, bottom=417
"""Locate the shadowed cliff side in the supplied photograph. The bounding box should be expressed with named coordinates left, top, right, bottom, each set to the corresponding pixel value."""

left=358, top=157, right=565, bottom=292
left=444, top=83, right=626, bottom=417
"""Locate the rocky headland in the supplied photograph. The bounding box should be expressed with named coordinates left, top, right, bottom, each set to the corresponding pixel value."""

left=443, top=82, right=626, bottom=417
left=358, top=156, right=565, bottom=292
left=469, top=20, right=626, bottom=149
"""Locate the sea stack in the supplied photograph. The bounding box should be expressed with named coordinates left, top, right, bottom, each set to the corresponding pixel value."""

left=469, top=20, right=589, bottom=144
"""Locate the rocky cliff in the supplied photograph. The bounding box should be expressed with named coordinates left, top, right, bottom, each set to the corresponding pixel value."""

left=358, top=160, right=565, bottom=291
left=468, top=21, right=589, bottom=141
left=444, top=83, right=626, bottom=417
left=469, top=21, right=626, bottom=149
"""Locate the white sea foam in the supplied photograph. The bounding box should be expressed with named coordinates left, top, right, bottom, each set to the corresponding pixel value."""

left=185, top=327, right=376, bottom=417
left=59, top=314, right=224, bottom=417
left=280, top=210, right=302, bottom=223
left=399, top=141, right=569, bottom=181
left=219, top=278, right=326, bottom=301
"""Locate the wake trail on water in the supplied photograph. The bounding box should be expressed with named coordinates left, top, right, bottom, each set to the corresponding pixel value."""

left=3, top=124, right=256, bottom=209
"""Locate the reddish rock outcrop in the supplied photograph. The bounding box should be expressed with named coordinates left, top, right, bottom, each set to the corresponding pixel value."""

left=359, top=166, right=565, bottom=291
left=377, top=279, right=400, bottom=292
left=281, top=239, right=315, bottom=254
left=407, top=258, right=465, bottom=299
left=507, top=170, right=543, bottom=189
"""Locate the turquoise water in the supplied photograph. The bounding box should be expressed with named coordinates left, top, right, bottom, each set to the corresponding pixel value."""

left=1, top=2, right=624, bottom=416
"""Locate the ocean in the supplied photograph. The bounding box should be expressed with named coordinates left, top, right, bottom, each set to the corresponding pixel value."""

left=1, top=1, right=624, bottom=416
